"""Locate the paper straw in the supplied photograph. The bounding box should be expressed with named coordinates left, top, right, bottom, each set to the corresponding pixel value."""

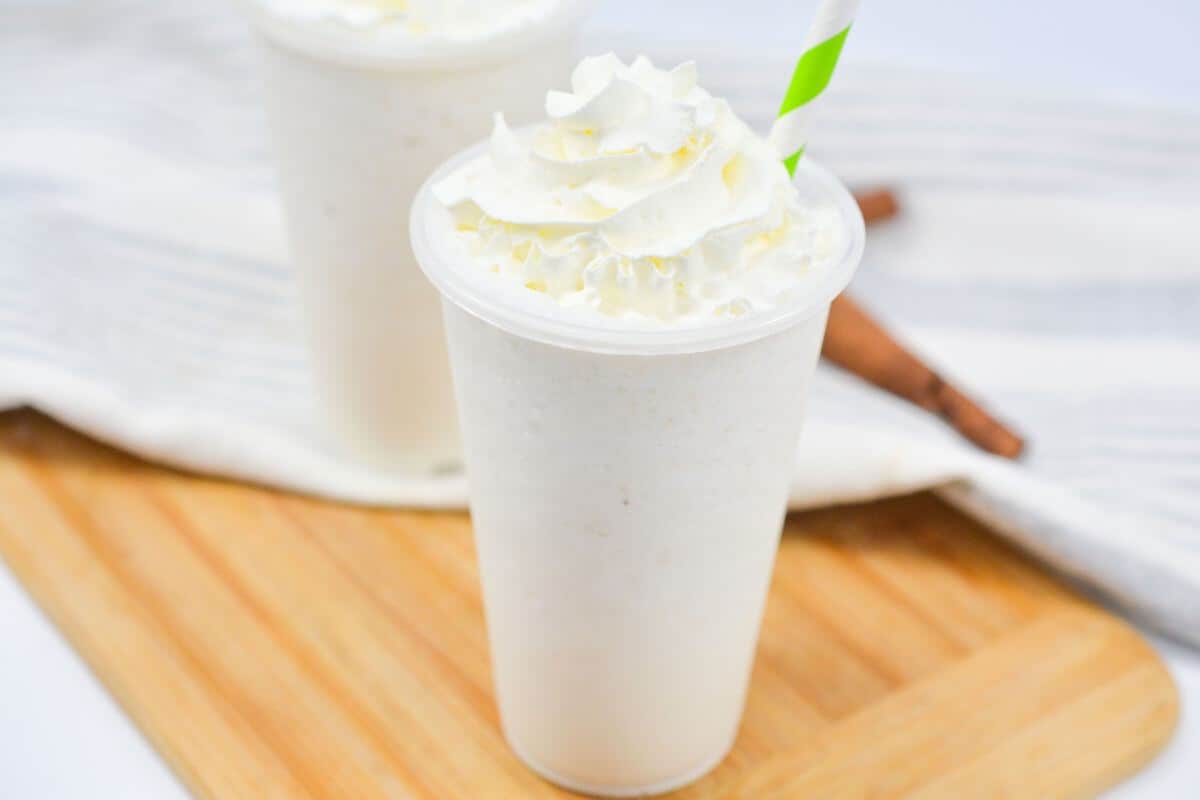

left=770, top=0, right=860, bottom=175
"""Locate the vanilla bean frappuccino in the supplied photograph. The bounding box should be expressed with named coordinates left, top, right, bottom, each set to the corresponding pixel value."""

left=412, top=55, right=863, bottom=796
left=241, top=0, right=586, bottom=472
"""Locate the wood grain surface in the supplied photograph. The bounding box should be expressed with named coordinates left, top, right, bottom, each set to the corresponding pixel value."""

left=0, top=410, right=1178, bottom=799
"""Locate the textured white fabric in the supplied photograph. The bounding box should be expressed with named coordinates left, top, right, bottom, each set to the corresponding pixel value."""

left=3, top=0, right=1198, bottom=643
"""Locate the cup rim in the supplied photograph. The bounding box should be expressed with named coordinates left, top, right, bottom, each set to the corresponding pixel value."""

left=241, top=0, right=589, bottom=71
left=411, top=137, right=866, bottom=356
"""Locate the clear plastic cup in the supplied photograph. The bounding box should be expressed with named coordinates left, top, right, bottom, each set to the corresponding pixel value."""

left=243, top=2, right=585, bottom=473
left=411, top=143, right=864, bottom=796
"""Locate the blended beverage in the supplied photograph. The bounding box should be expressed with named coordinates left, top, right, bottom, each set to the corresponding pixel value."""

left=242, top=0, right=584, bottom=472
left=412, top=55, right=863, bottom=796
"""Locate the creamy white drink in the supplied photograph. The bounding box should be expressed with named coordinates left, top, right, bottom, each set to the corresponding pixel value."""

left=243, top=0, right=584, bottom=472
left=412, top=55, right=863, bottom=796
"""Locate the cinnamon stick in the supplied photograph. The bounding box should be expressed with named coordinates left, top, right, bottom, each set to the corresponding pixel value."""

left=853, top=188, right=899, bottom=225
left=826, top=190, right=1026, bottom=459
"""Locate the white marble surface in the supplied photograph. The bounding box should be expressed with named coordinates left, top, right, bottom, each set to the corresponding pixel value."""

left=1, top=0, right=1196, bottom=797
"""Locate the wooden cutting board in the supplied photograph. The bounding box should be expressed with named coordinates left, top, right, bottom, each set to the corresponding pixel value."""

left=0, top=409, right=1177, bottom=799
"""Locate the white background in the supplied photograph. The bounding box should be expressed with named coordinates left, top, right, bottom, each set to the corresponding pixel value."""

left=1, top=1, right=1197, bottom=797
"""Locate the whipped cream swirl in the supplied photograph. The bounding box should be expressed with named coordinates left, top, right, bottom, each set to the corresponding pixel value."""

left=433, top=54, right=842, bottom=324
left=256, top=0, right=559, bottom=40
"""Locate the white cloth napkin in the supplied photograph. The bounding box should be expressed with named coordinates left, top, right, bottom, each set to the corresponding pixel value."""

left=3, top=0, right=1198, bottom=644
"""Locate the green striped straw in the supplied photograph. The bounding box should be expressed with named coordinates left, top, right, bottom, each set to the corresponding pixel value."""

left=770, top=0, right=860, bottom=176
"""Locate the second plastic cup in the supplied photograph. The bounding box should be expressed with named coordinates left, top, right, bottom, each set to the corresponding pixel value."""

left=246, top=3, right=583, bottom=472
left=412, top=147, right=864, bottom=796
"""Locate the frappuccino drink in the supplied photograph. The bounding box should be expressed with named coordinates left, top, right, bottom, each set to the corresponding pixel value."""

left=243, top=0, right=584, bottom=471
left=413, top=54, right=863, bottom=796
